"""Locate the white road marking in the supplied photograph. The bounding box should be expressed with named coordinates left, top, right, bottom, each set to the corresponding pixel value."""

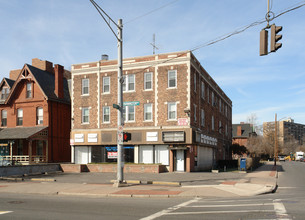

left=188, top=203, right=274, bottom=208
left=0, top=211, right=13, bottom=215
left=165, top=210, right=274, bottom=215
left=140, top=198, right=291, bottom=220
left=139, top=197, right=200, bottom=220
left=273, top=199, right=292, bottom=220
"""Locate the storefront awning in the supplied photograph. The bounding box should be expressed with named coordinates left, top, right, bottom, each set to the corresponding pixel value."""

left=0, top=126, right=48, bottom=140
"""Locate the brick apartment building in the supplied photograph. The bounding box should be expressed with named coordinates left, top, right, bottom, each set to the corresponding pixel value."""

left=264, top=118, right=305, bottom=148
left=70, top=51, right=232, bottom=172
left=0, top=59, right=71, bottom=163
left=232, top=123, right=256, bottom=147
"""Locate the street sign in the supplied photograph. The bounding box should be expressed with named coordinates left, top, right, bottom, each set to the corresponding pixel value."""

left=123, top=101, right=140, bottom=106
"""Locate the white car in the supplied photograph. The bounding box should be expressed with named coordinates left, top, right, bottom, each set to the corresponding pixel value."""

left=278, top=156, right=285, bottom=162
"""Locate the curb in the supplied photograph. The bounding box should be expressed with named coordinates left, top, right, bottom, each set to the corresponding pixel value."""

left=110, top=180, right=180, bottom=186
left=30, top=178, right=56, bottom=182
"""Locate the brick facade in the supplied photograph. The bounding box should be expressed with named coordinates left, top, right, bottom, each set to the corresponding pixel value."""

left=71, top=51, right=232, bottom=172
left=0, top=59, right=71, bottom=163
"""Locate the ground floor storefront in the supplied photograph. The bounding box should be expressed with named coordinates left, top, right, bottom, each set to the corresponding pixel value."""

left=71, top=144, right=217, bottom=172
left=70, top=128, right=230, bottom=172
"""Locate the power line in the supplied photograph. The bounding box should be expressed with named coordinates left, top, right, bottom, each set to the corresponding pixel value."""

left=124, top=0, right=179, bottom=25
left=118, top=1, right=305, bottom=76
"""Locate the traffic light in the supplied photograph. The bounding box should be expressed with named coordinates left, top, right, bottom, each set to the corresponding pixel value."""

left=123, top=132, right=131, bottom=142
left=260, top=29, right=268, bottom=56
left=270, top=24, right=282, bottom=52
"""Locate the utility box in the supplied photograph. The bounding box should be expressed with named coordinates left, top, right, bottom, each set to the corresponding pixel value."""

left=240, top=158, right=246, bottom=171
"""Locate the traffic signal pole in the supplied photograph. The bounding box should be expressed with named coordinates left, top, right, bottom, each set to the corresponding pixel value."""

left=116, top=19, right=124, bottom=186
left=88, top=0, right=125, bottom=187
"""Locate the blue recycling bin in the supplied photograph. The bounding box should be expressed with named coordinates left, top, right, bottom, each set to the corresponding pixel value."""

left=240, top=158, right=246, bottom=171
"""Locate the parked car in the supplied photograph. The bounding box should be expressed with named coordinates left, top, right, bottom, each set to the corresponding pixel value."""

left=0, top=160, right=12, bottom=166
left=278, top=156, right=286, bottom=162
left=300, top=158, right=305, bottom=162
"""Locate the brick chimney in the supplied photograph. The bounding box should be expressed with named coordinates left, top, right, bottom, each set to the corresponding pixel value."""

left=54, top=64, right=64, bottom=99
left=9, top=69, right=21, bottom=80
left=32, top=58, right=54, bottom=73
left=237, top=126, right=242, bottom=136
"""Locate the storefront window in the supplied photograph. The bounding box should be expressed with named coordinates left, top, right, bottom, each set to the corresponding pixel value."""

left=91, top=146, right=134, bottom=163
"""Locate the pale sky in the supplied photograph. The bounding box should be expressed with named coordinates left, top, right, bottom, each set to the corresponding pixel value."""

left=1, top=0, right=305, bottom=126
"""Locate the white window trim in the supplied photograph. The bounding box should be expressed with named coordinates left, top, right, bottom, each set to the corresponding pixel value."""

left=144, top=72, right=153, bottom=91
left=123, top=106, right=136, bottom=123
left=103, top=76, right=110, bottom=94
left=167, top=102, right=177, bottom=121
left=167, top=70, right=177, bottom=89
left=82, top=107, right=89, bottom=124
left=102, top=106, right=110, bottom=123
left=123, top=74, right=135, bottom=93
left=82, top=78, right=89, bottom=96
left=144, top=103, right=153, bottom=122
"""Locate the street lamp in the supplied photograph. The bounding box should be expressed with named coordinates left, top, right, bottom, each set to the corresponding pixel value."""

left=89, top=0, right=125, bottom=186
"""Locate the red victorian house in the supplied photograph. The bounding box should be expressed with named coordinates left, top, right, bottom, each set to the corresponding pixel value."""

left=0, top=58, right=71, bottom=163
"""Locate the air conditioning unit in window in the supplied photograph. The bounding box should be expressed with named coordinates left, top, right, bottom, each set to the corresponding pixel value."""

left=38, top=120, right=43, bottom=125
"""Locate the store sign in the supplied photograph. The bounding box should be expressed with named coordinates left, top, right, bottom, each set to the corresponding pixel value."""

left=162, top=131, right=185, bottom=142
left=146, top=132, right=158, bottom=142
left=178, top=118, right=188, bottom=126
left=107, top=152, right=118, bottom=159
left=88, top=133, right=98, bottom=143
left=74, top=134, right=84, bottom=143
left=196, top=132, right=217, bottom=146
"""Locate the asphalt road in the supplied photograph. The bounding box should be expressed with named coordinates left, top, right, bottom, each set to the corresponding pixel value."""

left=1, top=161, right=304, bottom=220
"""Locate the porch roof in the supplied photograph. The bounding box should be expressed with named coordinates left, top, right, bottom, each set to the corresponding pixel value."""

left=0, top=126, right=48, bottom=140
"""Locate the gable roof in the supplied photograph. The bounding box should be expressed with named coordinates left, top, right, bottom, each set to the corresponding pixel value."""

left=232, top=123, right=255, bottom=138
left=26, top=64, right=70, bottom=103
left=5, top=64, right=70, bottom=105
left=3, top=78, right=15, bottom=88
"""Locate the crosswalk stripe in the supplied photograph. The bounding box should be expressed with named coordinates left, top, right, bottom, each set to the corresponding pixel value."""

left=188, top=203, right=274, bottom=208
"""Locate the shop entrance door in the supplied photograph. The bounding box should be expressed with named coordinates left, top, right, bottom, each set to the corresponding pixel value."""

left=176, top=150, right=185, bottom=172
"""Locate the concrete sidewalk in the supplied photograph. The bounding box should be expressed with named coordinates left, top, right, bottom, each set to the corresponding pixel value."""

left=0, top=162, right=278, bottom=198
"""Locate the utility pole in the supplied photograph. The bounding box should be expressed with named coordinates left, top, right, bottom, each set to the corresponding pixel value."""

left=116, top=19, right=124, bottom=186
left=89, top=0, right=125, bottom=187
left=274, top=113, right=277, bottom=166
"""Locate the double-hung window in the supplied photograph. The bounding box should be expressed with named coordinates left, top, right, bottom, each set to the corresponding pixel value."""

left=201, top=81, right=205, bottom=99
left=144, top=72, right=152, bottom=90
left=201, top=109, right=205, bottom=127
left=103, top=77, right=110, bottom=93
left=144, top=103, right=153, bottom=121
left=26, top=82, right=32, bottom=98
left=168, top=102, right=177, bottom=120
left=194, top=104, right=197, bottom=122
left=168, top=70, right=177, bottom=88
left=82, top=79, right=89, bottom=95
left=211, top=115, right=215, bottom=131
left=82, top=107, right=89, bottom=124
left=103, top=106, right=110, bottom=123
left=1, top=110, right=7, bottom=127
left=123, top=74, right=135, bottom=92
left=1, top=88, right=9, bottom=100
left=123, top=106, right=135, bottom=122
left=37, top=107, right=43, bottom=125
left=17, top=109, right=23, bottom=126
left=194, top=73, right=197, bottom=92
